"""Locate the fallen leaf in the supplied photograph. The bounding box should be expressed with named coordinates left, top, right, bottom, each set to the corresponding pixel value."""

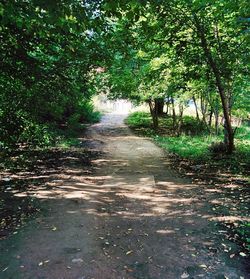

left=126, top=250, right=133, bottom=255
left=239, top=252, right=247, bottom=257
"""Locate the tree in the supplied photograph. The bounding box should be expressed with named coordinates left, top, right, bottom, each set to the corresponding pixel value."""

left=99, top=0, right=249, bottom=153
left=0, top=0, right=106, bottom=147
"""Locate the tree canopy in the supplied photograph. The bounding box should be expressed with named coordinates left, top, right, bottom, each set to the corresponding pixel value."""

left=0, top=0, right=249, bottom=152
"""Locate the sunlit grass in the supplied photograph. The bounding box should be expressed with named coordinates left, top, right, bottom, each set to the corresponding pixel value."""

left=154, top=135, right=215, bottom=161
left=126, top=112, right=250, bottom=172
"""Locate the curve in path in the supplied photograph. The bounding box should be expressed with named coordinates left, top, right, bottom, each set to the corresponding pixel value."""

left=0, top=113, right=248, bottom=279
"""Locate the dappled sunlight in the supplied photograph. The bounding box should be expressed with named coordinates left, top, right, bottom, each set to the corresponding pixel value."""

left=210, top=216, right=250, bottom=222
left=7, top=163, right=211, bottom=222
left=1, top=113, right=249, bottom=279
left=156, top=229, right=175, bottom=235
left=205, top=188, right=223, bottom=193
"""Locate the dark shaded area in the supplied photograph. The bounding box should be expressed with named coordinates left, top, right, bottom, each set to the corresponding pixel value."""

left=165, top=153, right=250, bottom=255
left=0, top=147, right=101, bottom=239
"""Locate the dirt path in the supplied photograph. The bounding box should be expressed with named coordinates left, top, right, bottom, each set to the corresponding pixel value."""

left=0, top=113, right=249, bottom=279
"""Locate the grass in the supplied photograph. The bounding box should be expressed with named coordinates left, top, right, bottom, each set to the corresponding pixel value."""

left=154, top=135, right=215, bottom=161
left=126, top=111, right=250, bottom=253
left=126, top=111, right=250, bottom=173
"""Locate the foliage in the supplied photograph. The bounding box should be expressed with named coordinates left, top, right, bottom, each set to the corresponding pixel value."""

left=1, top=0, right=249, bottom=151
left=155, top=135, right=213, bottom=161
left=0, top=0, right=103, bottom=148
left=126, top=112, right=250, bottom=173
left=126, top=112, right=207, bottom=136
left=95, top=0, right=250, bottom=153
left=126, top=112, right=152, bottom=128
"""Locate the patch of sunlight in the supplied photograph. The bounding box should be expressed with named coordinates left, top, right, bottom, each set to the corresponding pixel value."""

left=156, top=229, right=175, bottom=235
left=210, top=216, right=250, bottom=222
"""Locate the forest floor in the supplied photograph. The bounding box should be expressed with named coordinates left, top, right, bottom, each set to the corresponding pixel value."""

left=0, top=113, right=249, bottom=279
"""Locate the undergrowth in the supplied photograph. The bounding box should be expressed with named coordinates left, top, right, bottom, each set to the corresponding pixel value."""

left=126, top=111, right=250, bottom=253
left=126, top=112, right=250, bottom=174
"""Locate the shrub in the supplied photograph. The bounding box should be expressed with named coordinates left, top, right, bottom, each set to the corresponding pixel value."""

left=78, top=101, right=101, bottom=123
left=125, top=112, right=152, bottom=127
left=0, top=110, right=53, bottom=148
left=19, top=121, right=53, bottom=147
left=180, top=116, right=208, bottom=135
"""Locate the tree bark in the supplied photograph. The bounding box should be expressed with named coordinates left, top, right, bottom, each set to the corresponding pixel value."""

left=193, top=15, right=235, bottom=153
left=177, top=104, right=184, bottom=136
left=200, top=95, right=208, bottom=125
left=171, top=97, right=176, bottom=129
left=208, top=109, right=213, bottom=127
left=192, top=96, right=199, bottom=120
left=148, top=100, right=159, bottom=130
left=155, top=98, right=164, bottom=115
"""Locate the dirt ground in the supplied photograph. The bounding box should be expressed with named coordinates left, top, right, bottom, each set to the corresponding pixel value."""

left=0, top=113, right=249, bottom=279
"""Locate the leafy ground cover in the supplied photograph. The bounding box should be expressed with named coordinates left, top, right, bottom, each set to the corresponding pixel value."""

left=126, top=111, right=250, bottom=254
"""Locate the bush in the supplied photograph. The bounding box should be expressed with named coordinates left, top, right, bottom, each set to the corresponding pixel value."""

left=19, top=121, right=53, bottom=147
left=125, top=111, right=152, bottom=127
left=0, top=110, right=53, bottom=148
left=0, top=109, right=52, bottom=148
left=235, top=125, right=250, bottom=141
left=78, top=101, right=101, bottom=123
left=180, top=116, right=208, bottom=135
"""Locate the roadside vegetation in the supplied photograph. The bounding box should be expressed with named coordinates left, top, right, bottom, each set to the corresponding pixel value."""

left=0, top=0, right=249, bottom=262
left=126, top=112, right=250, bottom=173
left=126, top=111, right=250, bottom=254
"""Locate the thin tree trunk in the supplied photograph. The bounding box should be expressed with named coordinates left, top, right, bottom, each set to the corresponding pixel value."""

left=171, top=97, right=176, bottom=130
left=148, top=100, right=159, bottom=130
left=214, top=111, right=219, bottom=135
left=208, top=109, right=213, bottom=127
left=177, top=104, right=184, bottom=136
left=193, top=15, right=235, bottom=153
left=200, top=95, right=207, bottom=124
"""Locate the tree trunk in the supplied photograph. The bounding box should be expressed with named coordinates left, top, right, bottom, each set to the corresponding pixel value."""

left=214, top=111, right=219, bottom=135
left=193, top=15, right=235, bottom=153
left=171, top=97, right=176, bottom=130
left=200, top=95, right=207, bottom=125
left=208, top=109, right=213, bottom=127
left=192, top=96, right=199, bottom=120
left=148, top=100, right=159, bottom=130
left=155, top=98, right=164, bottom=116
left=177, top=104, right=184, bottom=136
